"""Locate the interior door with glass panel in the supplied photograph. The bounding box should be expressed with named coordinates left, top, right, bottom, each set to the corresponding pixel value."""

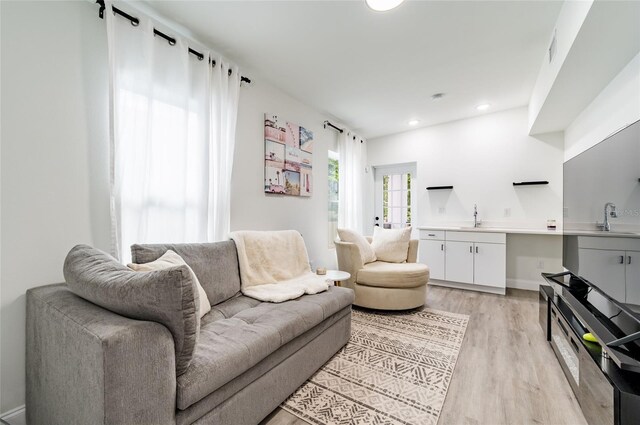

left=374, top=164, right=416, bottom=230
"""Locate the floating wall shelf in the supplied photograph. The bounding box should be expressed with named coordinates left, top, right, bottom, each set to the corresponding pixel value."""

left=513, top=181, right=549, bottom=186
left=427, top=186, right=454, bottom=190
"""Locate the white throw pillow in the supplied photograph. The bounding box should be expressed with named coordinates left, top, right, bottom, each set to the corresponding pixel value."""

left=371, top=226, right=412, bottom=263
left=128, top=250, right=211, bottom=319
left=337, top=228, right=377, bottom=264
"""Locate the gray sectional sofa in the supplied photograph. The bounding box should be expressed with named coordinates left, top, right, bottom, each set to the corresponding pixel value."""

left=26, top=241, right=354, bottom=425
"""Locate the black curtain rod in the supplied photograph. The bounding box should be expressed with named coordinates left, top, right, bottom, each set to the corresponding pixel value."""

left=323, top=120, right=344, bottom=133
left=96, top=0, right=251, bottom=84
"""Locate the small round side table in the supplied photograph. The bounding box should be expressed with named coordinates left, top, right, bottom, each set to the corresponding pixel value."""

left=325, top=270, right=350, bottom=287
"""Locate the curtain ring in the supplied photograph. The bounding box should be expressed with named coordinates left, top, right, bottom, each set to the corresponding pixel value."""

left=228, top=69, right=232, bottom=76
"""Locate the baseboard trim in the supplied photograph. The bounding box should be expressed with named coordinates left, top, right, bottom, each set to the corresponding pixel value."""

left=429, top=280, right=506, bottom=295
left=506, top=278, right=541, bottom=291
left=0, top=405, right=25, bottom=421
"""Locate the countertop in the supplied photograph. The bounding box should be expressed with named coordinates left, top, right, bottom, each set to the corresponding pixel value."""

left=417, top=225, right=561, bottom=236
left=418, top=225, right=640, bottom=237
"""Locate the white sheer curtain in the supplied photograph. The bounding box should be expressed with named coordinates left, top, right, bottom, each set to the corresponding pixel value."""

left=209, top=57, right=240, bottom=242
left=338, top=131, right=367, bottom=233
left=106, top=2, right=240, bottom=261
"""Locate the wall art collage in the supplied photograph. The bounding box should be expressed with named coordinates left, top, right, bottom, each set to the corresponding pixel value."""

left=264, top=113, right=313, bottom=197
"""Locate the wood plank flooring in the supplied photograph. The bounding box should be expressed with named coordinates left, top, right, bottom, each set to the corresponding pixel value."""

left=261, top=286, right=588, bottom=425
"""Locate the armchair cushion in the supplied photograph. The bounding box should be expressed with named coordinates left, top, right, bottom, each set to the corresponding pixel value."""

left=63, top=244, right=199, bottom=376
left=371, top=226, right=412, bottom=263
left=357, top=261, right=429, bottom=289
left=337, top=228, right=376, bottom=264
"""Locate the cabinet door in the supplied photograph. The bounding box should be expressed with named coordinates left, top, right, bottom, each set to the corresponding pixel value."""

left=419, top=240, right=445, bottom=280
left=473, top=242, right=506, bottom=288
left=445, top=241, right=474, bottom=284
left=626, top=251, right=640, bottom=306
left=578, top=248, right=626, bottom=302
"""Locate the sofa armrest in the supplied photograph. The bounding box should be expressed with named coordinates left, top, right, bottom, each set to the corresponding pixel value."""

left=27, top=284, right=176, bottom=425
left=334, top=241, right=364, bottom=288
left=407, top=239, right=419, bottom=263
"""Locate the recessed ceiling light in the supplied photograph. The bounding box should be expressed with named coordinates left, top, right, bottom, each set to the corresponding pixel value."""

left=431, top=93, right=446, bottom=101
left=476, top=103, right=491, bottom=111
left=365, top=0, right=405, bottom=12
left=408, top=119, right=420, bottom=126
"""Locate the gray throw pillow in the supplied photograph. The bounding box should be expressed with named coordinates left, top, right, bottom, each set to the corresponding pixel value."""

left=63, top=244, right=199, bottom=376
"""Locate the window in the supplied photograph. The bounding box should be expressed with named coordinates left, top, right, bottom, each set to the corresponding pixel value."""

left=382, top=173, right=411, bottom=228
left=328, top=150, right=339, bottom=247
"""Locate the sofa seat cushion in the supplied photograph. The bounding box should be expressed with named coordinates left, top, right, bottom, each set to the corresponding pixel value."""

left=176, top=286, right=354, bottom=410
left=357, top=261, right=429, bottom=289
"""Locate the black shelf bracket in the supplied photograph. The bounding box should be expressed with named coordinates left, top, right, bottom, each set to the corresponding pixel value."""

left=427, top=186, right=453, bottom=191
left=513, top=181, right=549, bottom=186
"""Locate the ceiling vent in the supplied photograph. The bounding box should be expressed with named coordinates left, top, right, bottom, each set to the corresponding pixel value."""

left=548, top=30, right=557, bottom=63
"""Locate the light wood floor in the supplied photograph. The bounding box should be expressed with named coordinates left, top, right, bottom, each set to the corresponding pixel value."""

left=261, top=286, right=588, bottom=425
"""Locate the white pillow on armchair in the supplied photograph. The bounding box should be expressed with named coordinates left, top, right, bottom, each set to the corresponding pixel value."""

left=371, top=226, right=412, bottom=263
left=337, top=228, right=377, bottom=264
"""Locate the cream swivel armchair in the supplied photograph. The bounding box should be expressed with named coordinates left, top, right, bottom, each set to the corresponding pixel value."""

left=335, top=237, right=429, bottom=310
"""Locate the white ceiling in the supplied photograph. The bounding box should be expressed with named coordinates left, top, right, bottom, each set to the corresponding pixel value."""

left=141, top=0, right=563, bottom=138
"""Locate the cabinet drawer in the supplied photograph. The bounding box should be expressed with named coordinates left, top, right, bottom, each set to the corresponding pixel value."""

left=420, top=230, right=445, bottom=240
left=446, top=231, right=506, bottom=244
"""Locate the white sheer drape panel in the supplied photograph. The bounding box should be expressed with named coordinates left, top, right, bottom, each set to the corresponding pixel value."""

left=208, top=58, right=240, bottom=242
left=106, top=2, right=240, bottom=262
left=338, top=132, right=367, bottom=234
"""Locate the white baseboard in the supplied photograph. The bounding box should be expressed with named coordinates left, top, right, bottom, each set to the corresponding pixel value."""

left=430, top=278, right=540, bottom=294
left=0, top=405, right=25, bottom=424
left=429, top=279, right=506, bottom=295
left=506, top=278, right=541, bottom=291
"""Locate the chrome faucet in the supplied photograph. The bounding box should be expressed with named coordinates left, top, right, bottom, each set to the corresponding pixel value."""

left=473, top=204, right=481, bottom=228
left=597, top=202, right=618, bottom=231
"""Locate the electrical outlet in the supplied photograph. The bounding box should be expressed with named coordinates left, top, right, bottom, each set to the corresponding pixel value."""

left=537, top=260, right=545, bottom=270
left=438, top=207, right=446, bottom=215
left=504, top=208, right=511, bottom=217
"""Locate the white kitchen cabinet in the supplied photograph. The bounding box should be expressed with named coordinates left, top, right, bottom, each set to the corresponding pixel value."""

left=420, top=229, right=506, bottom=294
left=445, top=241, right=474, bottom=284
left=627, top=251, right=640, bottom=306
left=578, top=248, right=627, bottom=302
left=474, top=242, right=507, bottom=288
left=573, top=237, right=640, bottom=305
left=419, top=239, right=445, bottom=280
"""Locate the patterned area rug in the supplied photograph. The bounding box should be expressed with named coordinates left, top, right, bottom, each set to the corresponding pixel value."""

left=282, top=308, right=469, bottom=425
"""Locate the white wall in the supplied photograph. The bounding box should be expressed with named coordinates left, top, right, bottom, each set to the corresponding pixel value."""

left=1, top=0, right=111, bottom=414
left=368, top=107, right=564, bottom=228
left=0, top=0, right=341, bottom=415
left=564, top=52, right=640, bottom=162
left=366, top=107, right=564, bottom=287
left=231, top=75, right=340, bottom=271
left=528, top=0, right=592, bottom=131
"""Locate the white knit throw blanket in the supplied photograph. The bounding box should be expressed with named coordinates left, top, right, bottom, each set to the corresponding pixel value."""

left=229, top=230, right=329, bottom=302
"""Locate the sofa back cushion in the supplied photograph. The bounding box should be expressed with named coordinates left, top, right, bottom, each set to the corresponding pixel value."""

left=128, top=250, right=212, bottom=319
left=131, top=241, right=241, bottom=306
left=63, top=244, right=199, bottom=376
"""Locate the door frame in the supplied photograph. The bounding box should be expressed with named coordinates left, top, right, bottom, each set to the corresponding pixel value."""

left=372, top=162, right=417, bottom=236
